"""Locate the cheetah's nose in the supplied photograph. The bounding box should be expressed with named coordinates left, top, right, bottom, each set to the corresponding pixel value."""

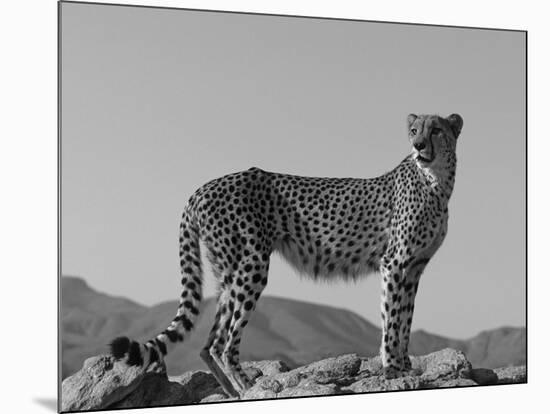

left=413, top=141, right=426, bottom=151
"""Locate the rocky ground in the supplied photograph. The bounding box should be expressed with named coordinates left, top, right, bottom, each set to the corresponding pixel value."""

left=61, top=348, right=526, bottom=412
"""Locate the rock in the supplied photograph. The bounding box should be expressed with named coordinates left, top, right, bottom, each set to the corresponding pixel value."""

left=277, top=380, right=339, bottom=398
left=111, top=374, right=193, bottom=409
left=417, top=348, right=472, bottom=383
left=245, top=376, right=339, bottom=399
left=61, top=355, right=148, bottom=411
left=168, top=371, right=224, bottom=401
left=112, top=368, right=232, bottom=408
left=61, top=349, right=525, bottom=410
left=274, top=371, right=301, bottom=388
left=344, top=376, right=421, bottom=393
left=494, top=366, right=527, bottom=384
left=258, top=377, right=284, bottom=393
left=437, top=378, right=479, bottom=387
left=240, top=355, right=360, bottom=399
left=242, top=373, right=294, bottom=398
left=302, top=354, right=361, bottom=376
left=200, top=393, right=232, bottom=403
left=470, top=368, right=499, bottom=385
left=292, top=354, right=361, bottom=385
left=243, top=387, right=278, bottom=400
left=359, top=356, right=383, bottom=375
left=242, top=359, right=291, bottom=376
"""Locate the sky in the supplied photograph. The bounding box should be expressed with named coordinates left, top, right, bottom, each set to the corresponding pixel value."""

left=60, top=2, right=526, bottom=339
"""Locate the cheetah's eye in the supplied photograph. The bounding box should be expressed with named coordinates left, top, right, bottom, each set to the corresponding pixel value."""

left=410, top=128, right=417, bottom=135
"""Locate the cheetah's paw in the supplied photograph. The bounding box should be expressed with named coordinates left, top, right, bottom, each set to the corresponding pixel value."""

left=381, top=366, right=406, bottom=380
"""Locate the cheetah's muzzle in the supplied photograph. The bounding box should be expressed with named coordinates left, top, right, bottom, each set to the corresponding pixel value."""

left=415, top=152, right=434, bottom=164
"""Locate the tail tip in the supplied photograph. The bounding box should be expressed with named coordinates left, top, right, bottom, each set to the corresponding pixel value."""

left=109, top=336, right=144, bottom=366
left=109, top=336, right=130, bottom=359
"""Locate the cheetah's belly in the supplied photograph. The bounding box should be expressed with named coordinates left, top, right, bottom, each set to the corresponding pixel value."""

left=273, top=220, right=391, bottom=281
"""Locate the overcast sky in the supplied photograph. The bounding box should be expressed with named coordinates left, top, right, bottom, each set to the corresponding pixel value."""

left=60, top=2, right=525, bottom=339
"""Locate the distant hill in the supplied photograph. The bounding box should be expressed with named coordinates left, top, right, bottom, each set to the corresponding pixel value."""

left=60, top=276, right=526, bottom=379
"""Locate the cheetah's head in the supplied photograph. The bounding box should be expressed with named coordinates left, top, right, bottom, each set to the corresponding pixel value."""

left=407, top=113, right=463, bottom=169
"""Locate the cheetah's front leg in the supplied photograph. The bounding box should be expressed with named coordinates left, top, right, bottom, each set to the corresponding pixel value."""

left=397, top=259, right=429, bottom=371
left=379, top=264, right=406, bottom=378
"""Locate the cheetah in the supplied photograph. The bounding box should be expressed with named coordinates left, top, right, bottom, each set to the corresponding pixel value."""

left=110, top=113, right=464, bottom=398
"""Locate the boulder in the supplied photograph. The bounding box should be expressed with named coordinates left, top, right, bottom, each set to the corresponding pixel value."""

left=469, top=368, right=499, bottom=385
left=61, top=355, right=148, bottom=411
left=416, top=348, right=472, bottom=383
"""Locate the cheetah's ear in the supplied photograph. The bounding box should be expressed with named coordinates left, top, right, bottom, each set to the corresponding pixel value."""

left=407, top=114, right=418, bottom=129
left=446, top=114, right=463, bottom=138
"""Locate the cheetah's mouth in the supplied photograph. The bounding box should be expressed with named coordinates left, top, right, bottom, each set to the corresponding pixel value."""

left=415, top=152, right=434, bottom=164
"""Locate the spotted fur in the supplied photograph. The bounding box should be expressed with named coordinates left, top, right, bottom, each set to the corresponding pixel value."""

left=110, top=113, right=463, bottom=396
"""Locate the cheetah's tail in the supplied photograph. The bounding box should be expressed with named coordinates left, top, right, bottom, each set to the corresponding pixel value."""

left=109, top=207, right=203, bottom=369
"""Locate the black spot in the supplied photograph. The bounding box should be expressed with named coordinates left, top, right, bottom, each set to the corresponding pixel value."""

left=155, top=338, right=167, bottom=356
left=149, top=346, right=159, bottom=364
left=244, top=301, right=254, bottom=311
left=177, top=314, right=194, bottom=331
left=127, top=341, right=143, bottom=366
left=183, top=300, right=199, bottom=315
left=252, top=273, right=262, bottom=283
left=165, top=329, right=179, bottom=343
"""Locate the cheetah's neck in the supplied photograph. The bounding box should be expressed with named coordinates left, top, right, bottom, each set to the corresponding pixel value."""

left=409, top=153, right=457, bottom=203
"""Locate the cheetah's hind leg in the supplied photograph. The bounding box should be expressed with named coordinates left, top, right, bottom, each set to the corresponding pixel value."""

left=200, top=290, right=240, bottom=398
left=200, top=348, right=239, bottom=398
left=219, top=261, right=269, bottom=397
